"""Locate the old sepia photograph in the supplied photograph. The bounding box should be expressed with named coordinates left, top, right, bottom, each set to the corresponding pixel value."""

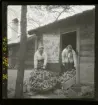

left=7, top=5, right=95, bottom=98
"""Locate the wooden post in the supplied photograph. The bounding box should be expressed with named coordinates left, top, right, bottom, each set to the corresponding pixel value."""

left=35, top=35, right=38, bottom=52
left=37, top=32, right=43, bottom=47
left=59, top=28, right=62, bottom=73
left=15, top=5, right=27, bottom=98
left=76, top=28, right=80, bottom=84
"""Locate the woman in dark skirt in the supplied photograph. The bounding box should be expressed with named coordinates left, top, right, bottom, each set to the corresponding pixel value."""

left=34, top=45, right=47, bottom=70
left=61, top=45, right=77, bottom=74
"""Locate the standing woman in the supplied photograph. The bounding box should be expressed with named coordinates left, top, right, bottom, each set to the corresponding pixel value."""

left=61, top=45, right=77, bottom=73
left=34, top=45, right=47, bottom=70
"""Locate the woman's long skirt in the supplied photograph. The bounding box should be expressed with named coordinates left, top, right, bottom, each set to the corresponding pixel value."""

left=60, top=62, right=75, bottom=75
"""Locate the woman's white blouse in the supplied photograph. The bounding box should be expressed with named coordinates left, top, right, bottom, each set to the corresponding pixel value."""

left=62, top=48, right=77, bottom=67
left=34, top=50, right=47, bottom=68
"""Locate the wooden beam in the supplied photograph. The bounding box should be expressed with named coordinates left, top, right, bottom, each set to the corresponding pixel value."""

left=59, top=28, right=62, bottom=73
left=35, top=35, right=38, bottom=52
left=76, top=28, right=80, bottom=84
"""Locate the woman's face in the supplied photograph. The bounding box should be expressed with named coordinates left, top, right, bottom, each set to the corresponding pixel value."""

left=39, top=48, right=44, bottom=53
left=68, top=47, right=72, bottom=52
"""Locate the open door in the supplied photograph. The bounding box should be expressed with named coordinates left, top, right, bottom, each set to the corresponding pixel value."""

left=61, top=31, right=77, bottom=52
left=60, top=31, right=77, bottom=73
left=60, top=30, right=80, bottom=84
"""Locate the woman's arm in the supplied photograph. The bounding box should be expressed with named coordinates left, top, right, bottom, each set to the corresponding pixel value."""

left=62, top=49, right=66, bottom=66
left=43, top=52, right=47, bottom=68
left=34, top=52, right=38, bottom=69
left=72, top=50, right=77, bottom=68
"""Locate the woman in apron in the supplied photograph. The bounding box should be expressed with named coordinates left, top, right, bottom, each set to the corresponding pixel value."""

left=34, top=45, right=47, bottom=70
left=61, top=45, right=77, bottom=73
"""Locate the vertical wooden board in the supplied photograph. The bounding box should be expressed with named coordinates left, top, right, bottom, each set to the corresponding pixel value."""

left=76, top=28, right=80, bottom=84
left=35, top=36, right=37, bottom=52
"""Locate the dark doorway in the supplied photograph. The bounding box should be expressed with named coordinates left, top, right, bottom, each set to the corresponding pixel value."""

left=60, top=31, right=77, bottom=73
left=61, top=31, right=77, bottom=52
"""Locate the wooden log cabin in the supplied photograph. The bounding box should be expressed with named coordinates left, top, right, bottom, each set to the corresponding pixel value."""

left=8, top=9, right=95, bottom=85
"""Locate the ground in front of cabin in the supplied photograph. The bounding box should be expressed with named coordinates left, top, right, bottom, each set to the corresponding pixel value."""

left=8, top=69, right=94, bottom=98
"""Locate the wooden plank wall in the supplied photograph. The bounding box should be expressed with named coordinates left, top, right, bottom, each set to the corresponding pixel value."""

left=80, top=23, right=95, bottom=84
left=8, top=45, right=19, bottom=68
left=8, top=38, right=37, bottom=69
left=25, top=40, right=35, bottom=67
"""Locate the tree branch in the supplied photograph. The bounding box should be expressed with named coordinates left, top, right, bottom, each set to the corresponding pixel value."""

left=55, top=9, right=66, bottom=21
left=28, top=17, right=41, bottom=26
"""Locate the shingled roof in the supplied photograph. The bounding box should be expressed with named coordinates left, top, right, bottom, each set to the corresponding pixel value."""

left=28, top=9, right=95, bottom=35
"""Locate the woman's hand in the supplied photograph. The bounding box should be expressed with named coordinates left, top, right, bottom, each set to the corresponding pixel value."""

left=34, top=68, right=37, bottom=70
left=74, top=65, right=76, bottom=70
left=43, top=65, right=46, bottom=69
left=62, top=63, right=65, bottom=66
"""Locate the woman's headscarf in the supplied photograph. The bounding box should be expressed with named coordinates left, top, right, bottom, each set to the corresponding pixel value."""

left=38, top=45, right=44, bottom=49
left=67, top=45, right=72, bottom=50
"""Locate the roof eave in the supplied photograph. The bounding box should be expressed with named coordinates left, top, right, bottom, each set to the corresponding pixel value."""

left=28, top=9, right=95, bottom=35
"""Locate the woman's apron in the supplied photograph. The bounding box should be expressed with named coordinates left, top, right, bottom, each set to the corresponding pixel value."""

left=37, top=59, right=44, bottom=70
left=65, top=52, right=74, bottom=71
left=61, top=51, right=74, bottom=74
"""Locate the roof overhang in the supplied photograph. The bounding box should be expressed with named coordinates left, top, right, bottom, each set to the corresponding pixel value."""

left=28, top=9, right=95, bottom=35
left=8, top=34, right=36, bottom=46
